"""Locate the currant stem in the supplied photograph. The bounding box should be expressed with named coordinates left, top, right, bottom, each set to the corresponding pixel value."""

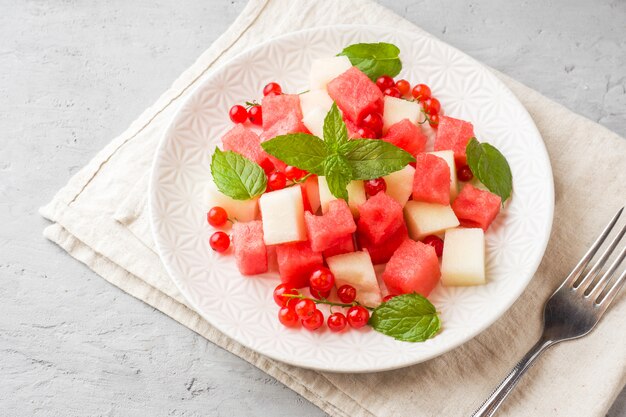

left=283, top=293, right=375, bottom=311
left=285, top=172, right=313, bottom=187
left=418, top=108, right=437, bottom=125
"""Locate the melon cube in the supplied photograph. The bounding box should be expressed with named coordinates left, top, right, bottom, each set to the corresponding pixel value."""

left=428, top=150, right=458, bottom=201
left=382, top=96, right=421, bottom=133
left=382, top=165, right=415, bottom=207
left=301, top=107, right=326, bottom=138
left=358, top=223, right=408, bottom=265
left=276, top=240, right=323, bottom=288
left=357, top=192, right=404, bottom=245
left=221, top=124, right=269, bottom=166
left=434, top=115, right=475, bottom=165
left=326, top=251, right=382, bottom=306
left=259, top=187, right=307, bottom=245
left=404, top=201, right=460, bottom=241
left=323, top=233, right=355, bottom=258
left=207, top=181, right=258, bottom=223
left=412, top=153, right=451, bottom=205
left=382, top=239, right=441, bottom=296
left=441, top=228, right=485, bottom=286
left=327, top=67, right=383, bottom=123
left=382, top=119, right=427, bottom=156
left=452, top=183, right=502, bottom=231
left=318, top=177, right=366, bottom=217
left=304, top=199, right=356, bottom=252
left=299, top=89, right=334, bottom=118
left=232, top=221, right=267, bottom=275
left=309, top=56, right=353, bottom=90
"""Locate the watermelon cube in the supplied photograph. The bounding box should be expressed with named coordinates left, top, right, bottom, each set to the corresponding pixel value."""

left=345, top=118, right=362, bottom=138
left=304, top=199, right=356, bottom=252
left=382, top=119, right=427, bottom=156
left=221, top=124, right=270, bottom=166
left=358, top=223, right=407, bottom=265
left=434, top=116, right=475, bottom=165
left=382, top=239, right=441, bottom=296
left=323, top=233, right=355, bottom=258
left=327, top=67, right=383, bottom=123
left=275, top=240, right=324, bottom=288
left=232, top=221, right=268, bottom=275
left=412, top=153, right=451, bottom=205
left=452, top=183, right=501, bottom=231
left=262, top=93, right=304, bottom=131
left=326, top=251, right=382, bottom=306
left=357, top=192, right=404, bottom=245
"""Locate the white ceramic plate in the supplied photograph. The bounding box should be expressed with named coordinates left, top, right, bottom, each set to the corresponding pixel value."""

left=149, top=25, right=554, bottom=372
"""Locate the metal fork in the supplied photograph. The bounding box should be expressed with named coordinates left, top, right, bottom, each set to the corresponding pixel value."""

left=472, top=207, right=626, bottom=417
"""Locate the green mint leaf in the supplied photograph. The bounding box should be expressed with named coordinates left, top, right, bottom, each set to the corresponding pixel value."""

left=465, top=138, right=513, bottom=202
left=261, top=133, right=328, bottom=175
left=323, top=155, right=351, bottom=201
left=369, top=293, right=441, bottom=342
left=210, top=148, right=267, bottom=200
left=338, top=42, right=402, bottom=81
left=340, top=139, right=415, bottom=180
left=322, top=103, right=349, bottom=152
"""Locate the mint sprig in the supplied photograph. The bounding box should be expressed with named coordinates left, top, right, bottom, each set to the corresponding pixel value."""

left=261, top=103, right=414, bottom=200
left=210, top=148, right=267, bottom=200
left=338, top=42, right=402, bottom=81
left=368, top=293, right=441, bottom=343
left=465, top=138, right=513, bottom=202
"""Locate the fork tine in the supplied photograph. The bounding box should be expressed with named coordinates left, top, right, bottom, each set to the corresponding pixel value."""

left=564, top=207, right=623, bottom=288
left=597, top=269, right=626, bottom=314
left=587, top=246, right=626, bottom=300
left=577, top=222, right=626, bottom=292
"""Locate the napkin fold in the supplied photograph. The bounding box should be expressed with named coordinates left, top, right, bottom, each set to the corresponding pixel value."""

left=41, top=0, right=626, bottom=416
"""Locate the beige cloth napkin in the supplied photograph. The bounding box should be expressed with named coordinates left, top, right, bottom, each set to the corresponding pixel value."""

left=40, top=0, right=626, bottom=416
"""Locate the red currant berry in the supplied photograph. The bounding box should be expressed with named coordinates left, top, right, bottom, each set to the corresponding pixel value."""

left=301, top=309, right=324, bottom=331
left=284, top=165, right=306, bottom=181
left=263, top=82, right=282, bottom=96
left=428, top=113, right=440, bottom=128
left=375, top=75, right=395, bottom=92
left=347, top=305, right=369, bottom=329
left=382, top=294, right=395, bottom=303
left=309, top=267, right=335, bottom=293
left=395, top=79, right=411, bottom=96
left=229, top=105, right=248, bottom=124
left=337, top=285, right=357, bottom=303
left=364, top=178, right=386, bottom=197
left=360, top=112, right=383, bottom=135
left=457, top=165, right=474, bottom=182
left=248, top=105, right=262, bottom=125
left=209, top=231, right=230, bottom=253
left=273, top=284, right=298, bottom=307
left=310, top=288, right=331, bottom=300
left=207, top=206, right=228, bottom=227
left=423, top=97, right=441, bottom=115
left=294, top=298, right=316, bottom=318
left=423, top=235, right=444, bottom=257
left=357, top=127, right=377, bottom=139
left=411, top=84, right=431, bottom=101
left=383, top=87, right=402, bottom=98
left=260, top=158, right=275, bottom=175
left=267, top=171, right=287, bottom=191
left=327, top=312, right=347, bottom=332
left=278, top=306, right=299, bottom=327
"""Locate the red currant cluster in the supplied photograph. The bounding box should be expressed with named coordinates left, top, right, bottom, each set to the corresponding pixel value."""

left=228, top=82, right=283, bottom=126
left=273, top=267, right=371, bottom=332
left=376, top=76, right=441, bottom=128
left=207, top=206, right=230, bottom=253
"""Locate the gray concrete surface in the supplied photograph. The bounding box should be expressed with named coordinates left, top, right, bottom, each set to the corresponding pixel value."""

left=1, top=0, right=624, bottom=416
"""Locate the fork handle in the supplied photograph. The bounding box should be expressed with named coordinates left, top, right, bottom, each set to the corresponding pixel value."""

left=471, top=337, right=554, bottom=417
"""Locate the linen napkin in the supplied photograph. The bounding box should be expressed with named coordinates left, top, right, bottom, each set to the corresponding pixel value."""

left=40, top=0, right=626, bottom=416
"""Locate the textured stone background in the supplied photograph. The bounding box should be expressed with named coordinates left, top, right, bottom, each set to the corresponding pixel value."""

left=1, top=0, right=624, bottom=416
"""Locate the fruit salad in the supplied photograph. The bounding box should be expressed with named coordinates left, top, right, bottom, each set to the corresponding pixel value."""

left=205, top=42, right=513, bottom=343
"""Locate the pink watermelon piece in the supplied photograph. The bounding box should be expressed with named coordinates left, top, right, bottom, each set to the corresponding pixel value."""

left=357, top=192, right=404, bottom=245
left=221, top=124, right=271, bottom=167
left=275, top=240, right=323, bottom=289
left=327, top=67, right=383, bottom=123
left=383, top=119, right=427, bottom=156
left=412, top=153, right=451, bottom=205
left=304, top=199, right=356, bottom=252
left=452, top=183, right=501, bottom=230
left=323, top=233, right=355, bottom=259
left=382, top=239, right=441, bottom=296
left=232, top=221, right=268, bottom=276
left=345, top=118, right=362, bottom=138
left=358, top=223, right=407, bottom=265
left=434, top=115, right=475, bottom=165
